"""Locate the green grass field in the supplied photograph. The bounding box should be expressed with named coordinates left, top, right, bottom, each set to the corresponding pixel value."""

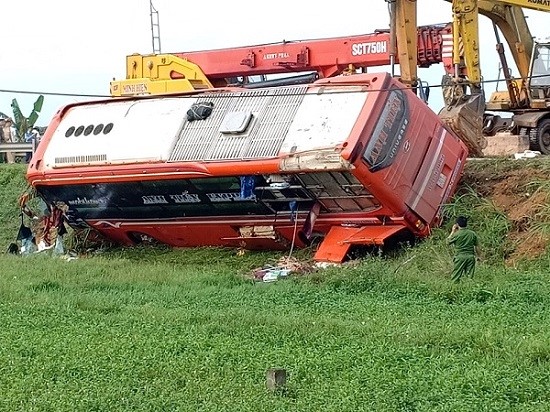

left=1, top=163, right=549, bottom=411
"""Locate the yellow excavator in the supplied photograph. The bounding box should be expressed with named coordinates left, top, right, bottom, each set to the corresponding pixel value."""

left=478, top=0, right=550, bottom=155
left=391, top=0, right=550, bottom=156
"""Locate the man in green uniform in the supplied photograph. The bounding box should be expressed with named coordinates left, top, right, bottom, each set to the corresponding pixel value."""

left=447, top=216, right=479, bottom=282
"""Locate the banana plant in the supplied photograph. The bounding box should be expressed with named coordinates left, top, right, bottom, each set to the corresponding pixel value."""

left=10, top=95, right=44, bottom=141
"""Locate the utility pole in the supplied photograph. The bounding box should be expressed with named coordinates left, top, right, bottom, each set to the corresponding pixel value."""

left=150, top=1, right=161, bottom=54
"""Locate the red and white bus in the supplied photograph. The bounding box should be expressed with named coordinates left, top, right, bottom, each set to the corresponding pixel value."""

left=27, top=72, right=468, bottom=262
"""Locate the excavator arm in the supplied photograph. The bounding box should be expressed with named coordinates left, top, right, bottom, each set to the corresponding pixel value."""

left=442, top=0, right=535, bottom=112
left=478, top=0, right=534, bottom=79
left=496, top=0, right=550, bottom=11
left=388, top=0, right=418, bottom=87
left=444, top=0, right=549, bottom=81
left=476, top=1, right=550, bottom=113
left=390, top=1, right=490, bottom=156
left=450, top=0, right=483, bottom=90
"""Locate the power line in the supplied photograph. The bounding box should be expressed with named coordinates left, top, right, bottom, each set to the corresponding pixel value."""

left=0, top=73, right=548, bottom=100
left=0, top=88, right=110, bottom=98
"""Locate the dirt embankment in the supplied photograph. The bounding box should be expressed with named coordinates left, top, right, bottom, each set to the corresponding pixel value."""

left=461, top=159, right=549, bottom=264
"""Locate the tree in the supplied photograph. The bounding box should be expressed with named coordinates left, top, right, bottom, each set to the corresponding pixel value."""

left=10, top=95, right=44, bottom=141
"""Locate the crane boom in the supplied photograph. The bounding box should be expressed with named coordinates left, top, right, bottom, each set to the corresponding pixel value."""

left=110, top=24, right=453, bottom=97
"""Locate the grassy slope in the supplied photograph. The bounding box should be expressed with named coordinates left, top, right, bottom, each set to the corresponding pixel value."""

left=0, top=164, right=31, bottom=248
left=0, top=162, right=549, bottom=411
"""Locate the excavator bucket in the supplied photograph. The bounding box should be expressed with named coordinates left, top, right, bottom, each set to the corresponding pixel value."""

left=438, top=75, right=487, bottom=157
left=438, top=93, right=487, bottom=158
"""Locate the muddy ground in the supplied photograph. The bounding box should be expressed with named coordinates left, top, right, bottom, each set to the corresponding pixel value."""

left=461, top=159, right=549, bottom=265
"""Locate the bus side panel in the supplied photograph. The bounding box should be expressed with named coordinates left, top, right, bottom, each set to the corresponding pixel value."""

left=405, top=126, right=467, bottom=223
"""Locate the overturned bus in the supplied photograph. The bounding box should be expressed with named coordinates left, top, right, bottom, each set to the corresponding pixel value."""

left=26, top=73, right=468, bottom=262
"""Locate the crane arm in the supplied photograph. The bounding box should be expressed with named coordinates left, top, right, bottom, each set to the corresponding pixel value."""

left=111, top=24, right=452, bottom=96
left=172, top=23, right=449, bottom=83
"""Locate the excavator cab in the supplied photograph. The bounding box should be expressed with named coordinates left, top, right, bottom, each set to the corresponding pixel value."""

left=526, top=42, right=550, bottom=154
left=529, top=42, right=550, bottom=102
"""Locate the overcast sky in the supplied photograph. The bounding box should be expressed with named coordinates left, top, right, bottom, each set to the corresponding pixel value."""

left=1, top=1, right=548, bottom=127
